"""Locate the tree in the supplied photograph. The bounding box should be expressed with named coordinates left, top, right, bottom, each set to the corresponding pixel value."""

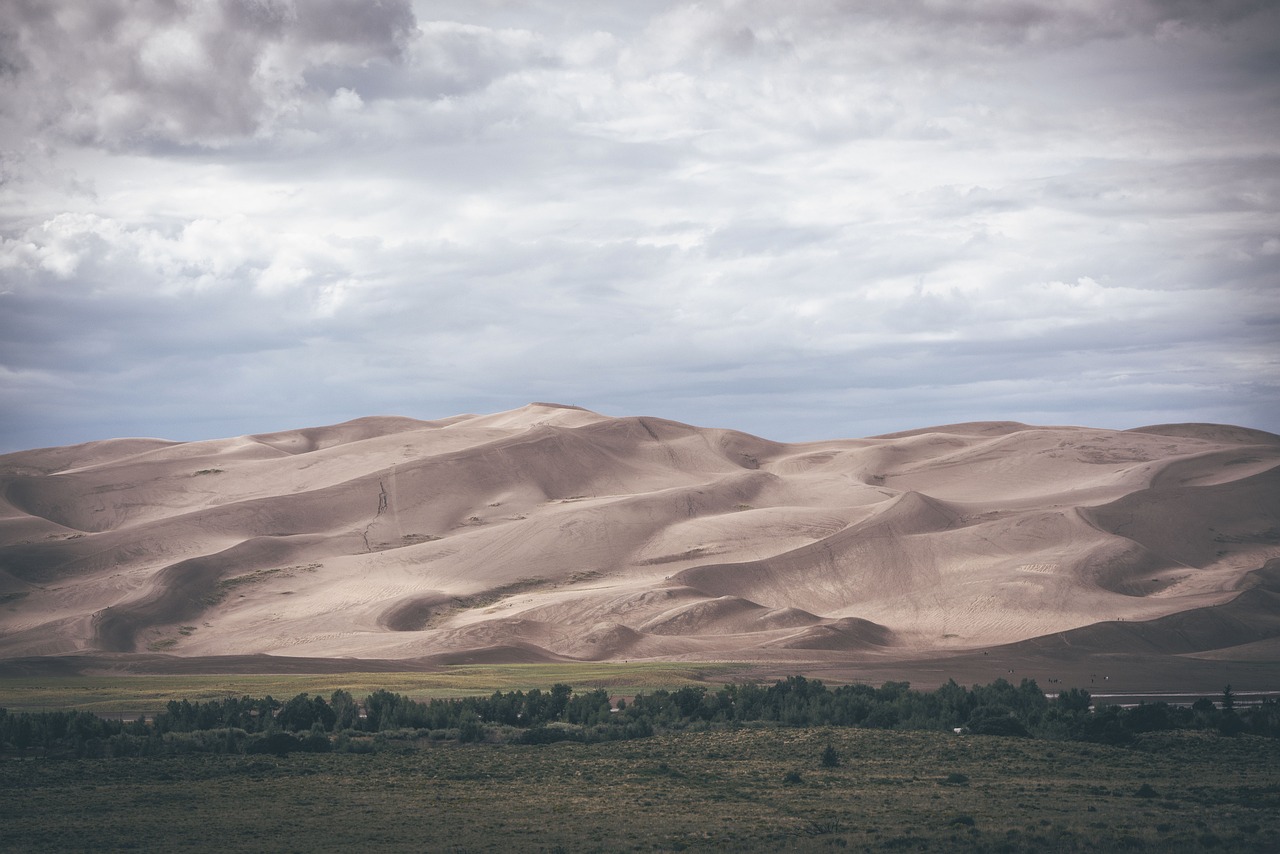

left=965, top=706, right=1030, bottom=737
left=933, top=679, right=975, bottom=728
left=277, top=693, right=335, bottom=732
left=821, top=745, right=840, bottom=767
left=458, top=713, right=484, bottom=743
left=549, top=684, right=573, bottom=721
left=329, top=690, right=359, bottom=731
left=1055, top=688, right=1092, bottom=714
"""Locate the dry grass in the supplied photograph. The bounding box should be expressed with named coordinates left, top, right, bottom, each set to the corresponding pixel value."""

left=1, top=727, right=1276, bottom=851
left=0, top=662, right=745, bottom=714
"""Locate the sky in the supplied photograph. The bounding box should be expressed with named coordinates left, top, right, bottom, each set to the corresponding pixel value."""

left=1, top=0, right=1278, bottom=453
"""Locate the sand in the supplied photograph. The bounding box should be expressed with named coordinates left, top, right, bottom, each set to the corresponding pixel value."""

left=1, top=403, right=1277, bottom=686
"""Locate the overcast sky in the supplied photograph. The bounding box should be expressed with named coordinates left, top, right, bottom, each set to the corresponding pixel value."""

left=2, top=0, right=1278, bottom=453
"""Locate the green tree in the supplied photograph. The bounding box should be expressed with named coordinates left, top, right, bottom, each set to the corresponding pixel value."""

left=458, top=713, right=484, bottom=743
left=1055, top=688, right=1092, bottom=713
left=329, top=690, right=359, bottom=731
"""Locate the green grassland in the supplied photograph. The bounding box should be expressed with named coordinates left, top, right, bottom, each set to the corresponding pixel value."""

left=2, top=726, right=1277, bottom=852
left=0, top=662, right=743, bottom=713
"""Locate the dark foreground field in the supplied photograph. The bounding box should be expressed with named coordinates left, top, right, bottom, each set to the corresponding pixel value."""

left=2, top=726, right=1277, bottom=852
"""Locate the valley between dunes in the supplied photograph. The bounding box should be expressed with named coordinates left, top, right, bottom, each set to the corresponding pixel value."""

left=1, top=403, right=1278, bottom=687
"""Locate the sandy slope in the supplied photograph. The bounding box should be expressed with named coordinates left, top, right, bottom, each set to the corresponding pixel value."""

left=1, top=404, right=1278, bottom=674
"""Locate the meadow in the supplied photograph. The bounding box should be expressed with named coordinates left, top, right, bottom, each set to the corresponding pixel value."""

left=2, top=725, right=1277, bottom=852
left=3, top=667, right=1277, bottom=851
left=0, top=662, right=740, bottom=714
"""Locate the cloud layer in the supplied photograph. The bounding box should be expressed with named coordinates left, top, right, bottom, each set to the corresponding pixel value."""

left=2, top=0, right=1278, bottom=451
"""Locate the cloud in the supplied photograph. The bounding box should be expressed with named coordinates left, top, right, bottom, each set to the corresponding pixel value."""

left=0, top=0, right=415, bottom=149
left=1, top=1, right=1278, bottom=451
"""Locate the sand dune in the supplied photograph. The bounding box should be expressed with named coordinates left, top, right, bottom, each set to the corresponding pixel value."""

left=1004, top=559, right=1280, bottom=658
left=1, top=403, right=1278, bottom=675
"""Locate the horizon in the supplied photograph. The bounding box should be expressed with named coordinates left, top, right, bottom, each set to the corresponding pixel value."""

left=7, top=400, right=1279, bottom=457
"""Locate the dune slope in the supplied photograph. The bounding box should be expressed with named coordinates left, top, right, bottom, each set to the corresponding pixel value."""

left=1, top=404, right=1278, bottom=669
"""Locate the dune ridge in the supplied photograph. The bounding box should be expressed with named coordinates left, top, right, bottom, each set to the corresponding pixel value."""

left=1, top=404, right=1278, bottom=673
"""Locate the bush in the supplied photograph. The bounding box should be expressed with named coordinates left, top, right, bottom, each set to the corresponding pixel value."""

left=1218, top=712, right=1245, bottom=737
left=458, top=715, right=485, bottom=744
left=518, top=725, right=583, bottom=745
left=248, top=732, right=304, bottom=757
left=965, top=707, right=1030, bottom=737
left=334, top=734, right=375, bottom=754
left=298, top=733, right=332, bottom=753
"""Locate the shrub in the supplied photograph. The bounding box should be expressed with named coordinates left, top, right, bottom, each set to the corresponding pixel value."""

left=518, top=725, right=583, bottom=745
left=1217, top=712, right=1245, bottom=737
left=298, top=733, right=332, bottom=753
left=821, top=745, right=841, bottom=767
left=248, top=732, right=303, bottom=757
left=965, top=706, right=1030, bottom=737
left=458, top=715, right=485, bottom=744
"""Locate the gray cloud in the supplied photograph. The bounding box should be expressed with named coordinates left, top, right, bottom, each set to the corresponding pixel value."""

left=0, top=0, right=415, bottom=149
left=1, top=0, right=1278, bottom=451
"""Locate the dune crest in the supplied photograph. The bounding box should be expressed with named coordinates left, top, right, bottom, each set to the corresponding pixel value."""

left=2, top=405, right=1278, bottom=669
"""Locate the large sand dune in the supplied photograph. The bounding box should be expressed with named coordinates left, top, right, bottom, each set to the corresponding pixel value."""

left=1, top=404, right=1278, bottom=679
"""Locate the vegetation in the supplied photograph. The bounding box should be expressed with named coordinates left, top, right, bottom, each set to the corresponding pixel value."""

left=0, top=662, right=735, bottom=714
left=1, top=725, right=1277, bottom=851
left=2, top=676, right=1278, bottom=850
left=3, top=675, right=1278, bottom=760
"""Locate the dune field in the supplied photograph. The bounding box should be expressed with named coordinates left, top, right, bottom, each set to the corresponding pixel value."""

left=1, top=403, right=1278, bottom=684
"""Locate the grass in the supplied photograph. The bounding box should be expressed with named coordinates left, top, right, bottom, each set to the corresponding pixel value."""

left=0, top=662, right=746, bottom=714
left=1, top=727, right=1277, bottom=851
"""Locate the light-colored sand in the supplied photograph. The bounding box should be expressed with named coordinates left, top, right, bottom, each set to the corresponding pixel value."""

left=1, top=404, right=1278, bottom=672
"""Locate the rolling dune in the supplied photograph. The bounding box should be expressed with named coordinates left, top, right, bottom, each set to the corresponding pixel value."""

left=1, top=403, right=1278, bottom=675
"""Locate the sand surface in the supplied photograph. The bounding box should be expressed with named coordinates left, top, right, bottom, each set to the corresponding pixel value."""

left=1, top=403, right=1278, bottom=683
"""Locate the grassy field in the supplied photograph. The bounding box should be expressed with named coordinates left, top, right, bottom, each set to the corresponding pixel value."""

left=2, top=726, right=1278, bottom=851
left=0, top=662, right=745, bottom=714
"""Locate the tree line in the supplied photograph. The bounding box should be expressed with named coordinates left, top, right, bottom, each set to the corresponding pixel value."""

left=1, top=677, right=1275, bottom=759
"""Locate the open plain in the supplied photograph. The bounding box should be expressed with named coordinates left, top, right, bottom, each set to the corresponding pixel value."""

left=3, top=726, right=1279, bottom=852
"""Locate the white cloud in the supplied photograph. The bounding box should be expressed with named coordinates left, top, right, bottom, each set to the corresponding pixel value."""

left=1, top=0, right=1278, bottom=451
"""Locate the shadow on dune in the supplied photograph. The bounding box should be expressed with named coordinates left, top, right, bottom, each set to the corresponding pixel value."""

left=673, top=491, right=958, bottom=612
left=764, top=616, right=896, bottom=650
left=91, top=536, right=317, bottom=652
left=378, top=593, right=454, bottom=631
left=1008, top=558, right=1280, bottom=658
left=1082, top=464, right=1280, bottom=570
left=417, top=642, right=573, bottom=666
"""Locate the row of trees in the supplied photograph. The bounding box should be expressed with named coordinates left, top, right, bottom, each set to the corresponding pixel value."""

left=2, top=677, right=1276, bottom=758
